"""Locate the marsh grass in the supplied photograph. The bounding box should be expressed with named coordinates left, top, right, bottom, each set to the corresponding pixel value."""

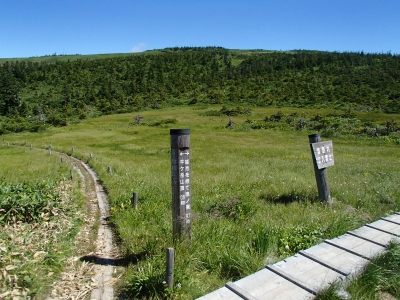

left=347, top=240, right=400, bottom=299
left=0, top=146, right=84, bottom=298
left=1, top=106, right=399, bottom=298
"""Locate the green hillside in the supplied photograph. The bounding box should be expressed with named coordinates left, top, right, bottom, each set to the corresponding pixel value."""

left=1, top=47, right=400, bottom=298
left=1, top=47, right=400, bottom=134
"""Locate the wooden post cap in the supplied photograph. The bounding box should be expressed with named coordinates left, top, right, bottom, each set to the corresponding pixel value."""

left=170, top=129, right=190, bottom=135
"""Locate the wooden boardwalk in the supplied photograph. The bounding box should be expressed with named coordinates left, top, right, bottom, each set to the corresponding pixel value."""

left=197, top=213, right=400, bottom=300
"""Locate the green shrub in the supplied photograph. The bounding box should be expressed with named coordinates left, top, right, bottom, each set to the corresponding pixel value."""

left=234, top=111, right=400, bottom=143
left=0, top=181, right=61, bottom=224
left=278, top=226, right=323, bottom=256
left=199, top=106, right=252, bottom=117
left=140, top=118, right=178, bottom=127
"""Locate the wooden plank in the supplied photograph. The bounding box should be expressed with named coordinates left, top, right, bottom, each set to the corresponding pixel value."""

left=381, top=217, right=400, bottom=226
left=324, top=240, right=370, bottom=260
left=299, top=250, right=349, bottom=276
left=197, top=214, right=400, bottom=299
left=196, top=287, right=243, bottom=300
left=367, top=219, right=400, bottom=235
left=304, top=242, right=368, bottom=275
left=383, top=214, right=400, bottom=222
left=270, top=254, right=345, bottom=292
left=346, top=231, right=387, bottom=248
left=266, top=264, right=318, bottom=295
left=225, top=282, right=259, bottom=300
left=349, top=225, right=399, bottom=246
left=325, top=233, right=386, bottom=259
left=234, top=268, right=313, bottom=300
left=365, top=224, right=400, bottom=237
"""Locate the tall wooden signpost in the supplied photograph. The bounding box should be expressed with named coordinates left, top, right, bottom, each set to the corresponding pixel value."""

left=309, top=134, right=334, bottom=204
left=170, top=129, right=192, bottom=239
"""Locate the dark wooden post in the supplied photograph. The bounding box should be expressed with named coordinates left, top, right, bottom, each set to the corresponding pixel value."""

left=70, top=169, right=73, bottom=180
left=309, top=134, right=332, bottom=204
left=170, top=129, right=192, bottom=239
left=134, top=114, right=143, bottom=124
left=132, top=191, right=138, bottom=209
left=166, top=247, right=174, bottom=289
left=108, top=166, right=112, bottom=174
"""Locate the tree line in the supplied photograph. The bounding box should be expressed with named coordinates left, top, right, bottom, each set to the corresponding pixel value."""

left=0, top=47, right=399, bottom=133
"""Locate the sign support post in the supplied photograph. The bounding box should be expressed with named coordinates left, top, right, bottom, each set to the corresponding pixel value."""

left=170, top=129, right=192, bottom=240
left=309, top=134, right=333, bottom=204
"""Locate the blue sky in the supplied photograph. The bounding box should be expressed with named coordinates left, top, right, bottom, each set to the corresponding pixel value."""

left=1, top=0, right=399, bottom=58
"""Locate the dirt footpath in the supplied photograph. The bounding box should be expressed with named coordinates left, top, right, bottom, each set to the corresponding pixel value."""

left=46, top=156, right=120, bottom=300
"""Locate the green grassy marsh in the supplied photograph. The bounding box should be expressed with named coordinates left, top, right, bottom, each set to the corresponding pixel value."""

left=1, top=106, right=400, bottom=298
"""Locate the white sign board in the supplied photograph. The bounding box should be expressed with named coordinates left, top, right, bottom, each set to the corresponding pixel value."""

left=311, top=140, right=334, bottom=169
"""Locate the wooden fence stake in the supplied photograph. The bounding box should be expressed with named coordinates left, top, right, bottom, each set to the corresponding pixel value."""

left=70, top=169, right=73, bottom=180
left=72, top=146, right=75, bottom=152
left=309, top=134, right=332, bottom=204
left=61, top=157, right=63, bottom=163
left=132, top=191, right=138, bottom=209
left=170, top=129, right=192, bottom=239
left=166, top=247, right=175, bottom=289
left=107, top=166, right=112, bottom=174
left=30, top=144, right=33, bottom=150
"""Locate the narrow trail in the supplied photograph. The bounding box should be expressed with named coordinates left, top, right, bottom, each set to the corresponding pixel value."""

left=46, top=155, right=119, bottom=300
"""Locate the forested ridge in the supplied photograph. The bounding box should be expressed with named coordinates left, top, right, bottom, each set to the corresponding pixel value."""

left=1, top=47, right=399, bottom=133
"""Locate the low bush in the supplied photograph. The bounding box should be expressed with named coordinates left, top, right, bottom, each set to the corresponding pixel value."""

left=135, top=118, right=178, bottom=127
left=0, top=181, right=61, bottom=224
left=233, top=111, right=400, bottom=142
left=199, top=105, right=252, bottom=117
left=278, top=226, right=323, bottom=256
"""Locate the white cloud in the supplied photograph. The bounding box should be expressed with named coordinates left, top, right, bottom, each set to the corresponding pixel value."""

left=131, top=43, right=147, bottom=52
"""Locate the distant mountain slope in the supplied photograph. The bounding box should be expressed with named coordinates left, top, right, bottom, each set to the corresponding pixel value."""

left=1, top=47, right=399, bottom=132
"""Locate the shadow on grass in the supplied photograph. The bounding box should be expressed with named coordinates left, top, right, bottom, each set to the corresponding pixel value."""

left=260, top=191, right=320, bottom=204
left=80, top=251, right=148, bottom=267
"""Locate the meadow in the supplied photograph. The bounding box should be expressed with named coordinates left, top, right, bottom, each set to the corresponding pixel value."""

left=1, top=105, right=400, bottom=299
left=0, top=146, right=85, bottom=298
